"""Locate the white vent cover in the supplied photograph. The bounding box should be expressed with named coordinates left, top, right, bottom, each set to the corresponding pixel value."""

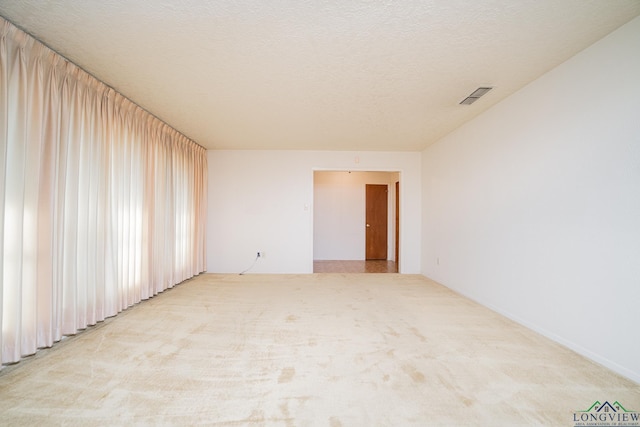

left=460, top=87, right=493, bottom=105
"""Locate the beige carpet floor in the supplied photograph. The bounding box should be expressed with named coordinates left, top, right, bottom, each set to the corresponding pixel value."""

left=0, top=274, right=638, bottom=426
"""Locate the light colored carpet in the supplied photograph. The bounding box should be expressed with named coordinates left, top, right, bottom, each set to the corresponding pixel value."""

left=0, top=274, right=637, bottom=426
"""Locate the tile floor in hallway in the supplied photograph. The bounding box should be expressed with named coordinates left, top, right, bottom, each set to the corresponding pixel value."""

left=313, top=260, right=398, bottom=273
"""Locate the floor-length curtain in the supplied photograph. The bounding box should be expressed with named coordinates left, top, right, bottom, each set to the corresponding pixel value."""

left=0, top=17, right=207, bottom=366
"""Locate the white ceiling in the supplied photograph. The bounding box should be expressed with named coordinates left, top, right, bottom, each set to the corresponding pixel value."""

left=1, top=1, right=639, bottom=151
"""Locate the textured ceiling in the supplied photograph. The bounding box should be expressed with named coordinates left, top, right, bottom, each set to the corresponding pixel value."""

left=1, top=1, right=639, bottom=151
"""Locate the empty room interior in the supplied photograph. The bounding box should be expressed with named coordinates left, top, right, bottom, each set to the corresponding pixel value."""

left=1, top=1, right=639, bottom=425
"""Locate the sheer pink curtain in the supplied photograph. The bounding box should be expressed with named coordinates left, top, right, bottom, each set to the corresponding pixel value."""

left=0, top=17, right=207, bottom=365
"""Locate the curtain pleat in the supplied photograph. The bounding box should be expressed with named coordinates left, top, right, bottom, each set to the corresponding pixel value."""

left=0, top=17, right=207, bottom=366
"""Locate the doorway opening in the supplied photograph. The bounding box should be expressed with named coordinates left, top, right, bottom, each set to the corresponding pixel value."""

left=313, top=170, right=400, bottom=273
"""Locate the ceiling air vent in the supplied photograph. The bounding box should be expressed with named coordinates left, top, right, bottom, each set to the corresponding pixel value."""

left=460, top=87, right=492, bottom=105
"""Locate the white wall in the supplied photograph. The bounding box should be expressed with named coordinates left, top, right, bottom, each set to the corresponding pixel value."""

left=421, top=17, right=640, bottom=382
left=207, top=150, right=420, bottom=274
left=314, top=171, right=399, bottom=261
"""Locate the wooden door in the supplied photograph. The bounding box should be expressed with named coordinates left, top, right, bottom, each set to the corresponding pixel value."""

left=365, top=184, right=388, bottom=260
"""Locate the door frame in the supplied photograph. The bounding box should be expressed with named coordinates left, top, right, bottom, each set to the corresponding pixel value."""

left=395, top=180, right=400, bottom=272
left=312, top=169, right=401, bottom=270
